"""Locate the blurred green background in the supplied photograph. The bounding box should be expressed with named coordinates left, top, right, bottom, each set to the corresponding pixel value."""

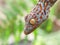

left=0, top=0, right=60, bottom=45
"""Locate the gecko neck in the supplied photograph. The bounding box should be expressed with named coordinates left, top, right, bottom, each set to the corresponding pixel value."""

left=39, top=0, right=57, bottom=6
left=37, top=0, right=57, bottom=19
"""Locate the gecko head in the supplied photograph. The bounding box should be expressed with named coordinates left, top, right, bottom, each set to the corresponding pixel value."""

left=24, top=14, right=40, bottom=35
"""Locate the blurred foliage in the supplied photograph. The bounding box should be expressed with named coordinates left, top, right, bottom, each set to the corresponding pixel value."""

left=0, top=0, right=60, bottom=45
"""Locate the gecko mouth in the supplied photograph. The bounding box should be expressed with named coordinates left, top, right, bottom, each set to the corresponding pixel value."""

left=24, top=26, right=37, bottom=35
left=24, top=24, right=39, bottom=35
left=24, top=29, right=35, bottom=35
left=24, top=30, right=30, bottom=35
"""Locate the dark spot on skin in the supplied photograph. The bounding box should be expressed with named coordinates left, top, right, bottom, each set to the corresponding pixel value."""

left=40, top=4, right=42, bottom=11
left=41, top=12, right=43, bottom=15
left=37, top=12, right=39, bottom=15
left=37, top=10, right=41, bottom=15
left=25, top=15, right=28, bottom=22
left=32, top=15, right=36, bottom=18
left=40, top=16, right=42, bottom=19
left=44, top=10, right=46, bottom=15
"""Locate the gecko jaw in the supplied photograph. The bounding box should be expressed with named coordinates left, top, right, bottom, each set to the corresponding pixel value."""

left=24, top=29, right=35, bottom=35
left=24, top=30, right=30, bottom=35
left=24, top=25, right=37, bottom=35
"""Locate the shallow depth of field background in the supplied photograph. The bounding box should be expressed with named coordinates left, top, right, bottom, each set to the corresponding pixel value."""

left=0, top=0, right=60, bottom=45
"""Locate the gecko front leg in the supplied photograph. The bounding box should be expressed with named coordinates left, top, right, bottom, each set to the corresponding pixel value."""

left=24, top=0, right=57, bottom=35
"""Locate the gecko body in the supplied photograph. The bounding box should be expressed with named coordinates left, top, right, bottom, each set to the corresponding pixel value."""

left=24, top=0, right=57, bottom=35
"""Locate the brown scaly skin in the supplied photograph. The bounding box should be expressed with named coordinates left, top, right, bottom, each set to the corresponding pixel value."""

left=24, top=0, right=57, bottom=35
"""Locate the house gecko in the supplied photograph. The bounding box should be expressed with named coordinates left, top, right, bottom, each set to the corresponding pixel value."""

left=24, top=0, right=57, bottom=35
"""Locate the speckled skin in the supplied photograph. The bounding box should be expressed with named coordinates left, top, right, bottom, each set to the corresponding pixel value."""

left=24, top=0, right=57, bottom=35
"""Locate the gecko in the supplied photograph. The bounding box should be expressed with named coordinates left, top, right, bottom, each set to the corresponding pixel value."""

left=24, top=0, right=57, bottom=35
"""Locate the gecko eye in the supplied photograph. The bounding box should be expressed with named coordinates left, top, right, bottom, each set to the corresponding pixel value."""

left=30, top=19, right=36, bottom=25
